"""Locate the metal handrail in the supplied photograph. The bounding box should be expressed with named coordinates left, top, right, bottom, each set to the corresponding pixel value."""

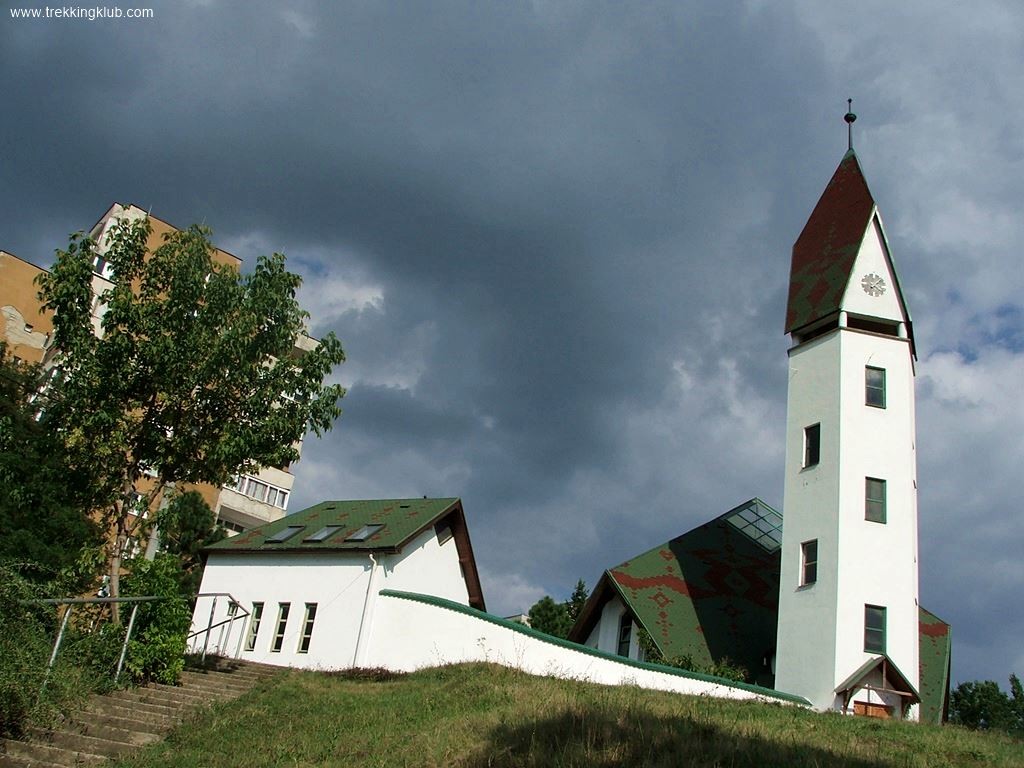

left=186, top=592, right=251, bottom=663
left=21, top=595, right=166, bottom=685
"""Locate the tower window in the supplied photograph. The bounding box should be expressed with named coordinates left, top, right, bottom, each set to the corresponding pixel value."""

left=865, top=478, right=887, bottom=523
left=866, top=367, right=886, bottom=408
left=271, top=602, right=290, bottom=652
left=803, top=424, right=820, bottom=468
left=864, top=605, right=886, bottom=654
left=244, top=602, right=263, bottom=652
left=800, top=540, right=818, bottom=586
left=617, top=613, right=633, bottom=657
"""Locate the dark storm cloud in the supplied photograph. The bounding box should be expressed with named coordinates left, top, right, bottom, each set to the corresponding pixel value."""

left=3, top=0, right=1022, bottom=686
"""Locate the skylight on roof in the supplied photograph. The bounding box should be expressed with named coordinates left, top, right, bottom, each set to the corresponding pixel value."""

left=345, top=523, right=384, bottom=542
left=304, top=525, right=343, bottom=543
left=724, top=500, right=783, bottom=552
left=265, top=525, right=305, bottom=544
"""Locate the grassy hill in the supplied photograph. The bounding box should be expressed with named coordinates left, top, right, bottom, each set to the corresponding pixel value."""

left=114, top=663, right=1022, bottom=768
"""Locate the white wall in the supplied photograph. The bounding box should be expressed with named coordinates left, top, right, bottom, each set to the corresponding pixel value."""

left=584, top=595, right=643, bottom=661
left=366, top=592, right=804, bottom=706
left=189, top=526, right=470, bottom=669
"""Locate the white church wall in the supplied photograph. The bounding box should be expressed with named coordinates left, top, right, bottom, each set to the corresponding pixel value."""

left=366, top=591, right=807, bottom=707
left=834, top=329, right=920, bottom=702
left=839, top=216, right=907, bottom=324
left=775, top=330, right=843, bottom=708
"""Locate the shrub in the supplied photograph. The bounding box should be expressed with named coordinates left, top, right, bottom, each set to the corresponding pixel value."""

left=120, top=554, right=192, bottom=685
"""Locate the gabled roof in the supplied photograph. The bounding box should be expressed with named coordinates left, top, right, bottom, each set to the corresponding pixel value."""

left=207, top=497, right=485, bottom=610
left=785, top=150, right=876, bottom=334
left=210, top=497, right=459, bottom=553
left=835, top=654, right=920, bottom=709
left=569, top=499, right=782, bottom=687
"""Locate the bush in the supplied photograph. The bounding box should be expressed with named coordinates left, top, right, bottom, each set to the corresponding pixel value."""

left=120, top=554, right=192, bottom=685
left=636, top=629, right=749, bottom=683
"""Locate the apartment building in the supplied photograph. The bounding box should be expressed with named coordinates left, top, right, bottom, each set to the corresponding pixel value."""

left=0, top=203, right=319, bottom=535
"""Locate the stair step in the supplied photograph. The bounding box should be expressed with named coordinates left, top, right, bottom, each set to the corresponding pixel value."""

left=70, top=708, right=170, bottom=737
left=79, top=697, right=181, bottom=725
left=0, top=751, right=67, bottom=768
left=104, top=692, right=185, bottom=716
left=0, top=738, right=106, bottom=766
left=63, top=717, right=164, bottom=746
left=26, top=726, right=135, bottom=759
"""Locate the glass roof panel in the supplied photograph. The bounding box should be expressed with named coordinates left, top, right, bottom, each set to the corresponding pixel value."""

left=265, top=525, right=305, bottom=544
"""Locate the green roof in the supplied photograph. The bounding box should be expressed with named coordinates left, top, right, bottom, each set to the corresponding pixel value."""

left=208, top=498, right=462, bottom=553
left=572, top=499, right=782, bottom=688
left=919, top=606, right=952, bottom=725
left=572, top=498, right=952, bottom=714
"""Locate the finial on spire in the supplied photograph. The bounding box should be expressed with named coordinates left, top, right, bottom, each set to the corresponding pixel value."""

left=844, top=98, right=857, bottom=151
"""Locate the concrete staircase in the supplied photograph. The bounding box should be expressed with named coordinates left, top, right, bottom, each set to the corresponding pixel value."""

left=0, top=659, right=280, bottom=767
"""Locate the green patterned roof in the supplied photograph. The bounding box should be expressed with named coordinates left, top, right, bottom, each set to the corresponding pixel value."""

left=208, top=498, right=461, bottom=553
left=919, top=606, right=952, bottom=725
left=572, top=499, right=782, bottom=687
left=785, top=150, right=876, bottom=334
left=573, top=498, right=952, bottom=714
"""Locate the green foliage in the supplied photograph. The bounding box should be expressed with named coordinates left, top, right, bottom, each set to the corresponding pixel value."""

left=567, top=578, right=588, bottom=623
left=637, top=628, right=749, bottom=683
left=156, top=490, right=226, bottom=596
left=0, top=345, right=102, bottom=586
left=0, top=564, right=107, bottom=737
left=528, top=595, right=573, bottom=639
left=120, top=555, right=193, bottom=685
left=951, top=676, right=1024, bottom=736
left=36, top=217, right=347, bottom=605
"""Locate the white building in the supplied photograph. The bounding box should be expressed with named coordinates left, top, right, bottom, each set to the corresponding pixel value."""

left=188, top=498, right=485, bottom=668
left=774, top=148, right=921, bottom=718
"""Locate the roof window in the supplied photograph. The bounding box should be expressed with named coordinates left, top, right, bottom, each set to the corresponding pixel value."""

left=346, top=524, right=384, bottom=542
left=304, top=525, right=343, bottom=543
left=264, top=525, right=305, bottom=544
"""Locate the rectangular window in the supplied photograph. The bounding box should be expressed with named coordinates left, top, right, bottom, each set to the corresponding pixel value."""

left=617, top=613, right=633, bottom=657
left=864, top=605, right=886, bottom=654
left=866, top=366, right=886, bottom=408
left=865, top=477, right=886, bottom=523
left=803, top=424, right=820, bottom=468
left=271, top=603, right=290, bottom=652
left=800, top=540, right=818, bottom=586
left=245, top=602, right=263, bottom=651
left=297, top=603, right=317, bottom=653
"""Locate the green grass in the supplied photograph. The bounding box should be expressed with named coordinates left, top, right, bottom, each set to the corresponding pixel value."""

left=114, top=663, right=1023, bottom=768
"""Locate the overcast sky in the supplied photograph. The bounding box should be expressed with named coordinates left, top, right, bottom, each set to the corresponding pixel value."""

left=3, top=1, right=1022, bottom=688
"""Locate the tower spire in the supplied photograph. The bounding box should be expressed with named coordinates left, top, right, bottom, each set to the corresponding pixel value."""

left=845, top=98, right=857, bottom=151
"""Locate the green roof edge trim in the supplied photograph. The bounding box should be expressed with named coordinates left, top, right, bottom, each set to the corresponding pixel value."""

left=379, top=589, right=810, bottom=706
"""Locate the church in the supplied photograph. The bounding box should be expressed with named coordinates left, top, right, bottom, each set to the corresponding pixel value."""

left=570, top=143, right=951, bottom=724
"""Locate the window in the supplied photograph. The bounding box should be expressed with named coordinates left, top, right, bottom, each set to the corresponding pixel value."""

left=245, top=602, right=263, bottom=651
left=865, top=478, right=886, bottom=523
left=297, top=603, right=317, bottom=653
left=271, top=603, right=290, bottom=652
left=803, top=424, right=820, bottom=468
left=304, top=525, right=342, bottom=543
left=866, top=367, right=886, bottom=408
left=800, top=540, right=818, bottom=586
left=617, top=613, right=633, bottom=657
left=346, top=524, right=384, bottom=542
left=864, top=605, right=886, bottom=653
left=265, top=525, right=305, bottom=544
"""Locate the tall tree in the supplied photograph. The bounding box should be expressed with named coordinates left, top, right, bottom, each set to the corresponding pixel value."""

left=155, top=490, right=226, bottom=596
left=567, top=578, right=589, bottom=623
left=528, top=596, right=572, bottom=639
left=0, top=344, right=101, bottom=585
left=37, top=218, right=346, bottom=617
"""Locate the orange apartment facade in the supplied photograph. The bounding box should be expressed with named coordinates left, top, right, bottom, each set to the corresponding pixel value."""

left=0, top=203, right=315, bottom=536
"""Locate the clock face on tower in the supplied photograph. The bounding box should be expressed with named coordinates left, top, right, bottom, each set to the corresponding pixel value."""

left=861, top=273, right=887, bottom=297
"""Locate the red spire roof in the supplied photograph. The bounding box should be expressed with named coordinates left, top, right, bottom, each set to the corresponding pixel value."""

left=785, top=150, right=876, bottom=333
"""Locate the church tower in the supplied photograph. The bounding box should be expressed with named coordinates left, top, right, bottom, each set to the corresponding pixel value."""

left=774, top=145, right=921, bottom=717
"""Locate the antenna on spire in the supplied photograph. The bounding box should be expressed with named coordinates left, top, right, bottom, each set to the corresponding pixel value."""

left=844, top=98, right=857, bottom=151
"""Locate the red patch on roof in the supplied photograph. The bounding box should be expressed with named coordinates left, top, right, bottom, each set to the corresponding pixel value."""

left=920, top=619, right=950, bottom=638
left=785, top=150, right=876, bottom=333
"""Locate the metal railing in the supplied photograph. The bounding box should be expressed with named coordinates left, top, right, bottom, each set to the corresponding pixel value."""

left=186, top=592, right=251, bottom=663
left=24, top=595, right=164, bottom=686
